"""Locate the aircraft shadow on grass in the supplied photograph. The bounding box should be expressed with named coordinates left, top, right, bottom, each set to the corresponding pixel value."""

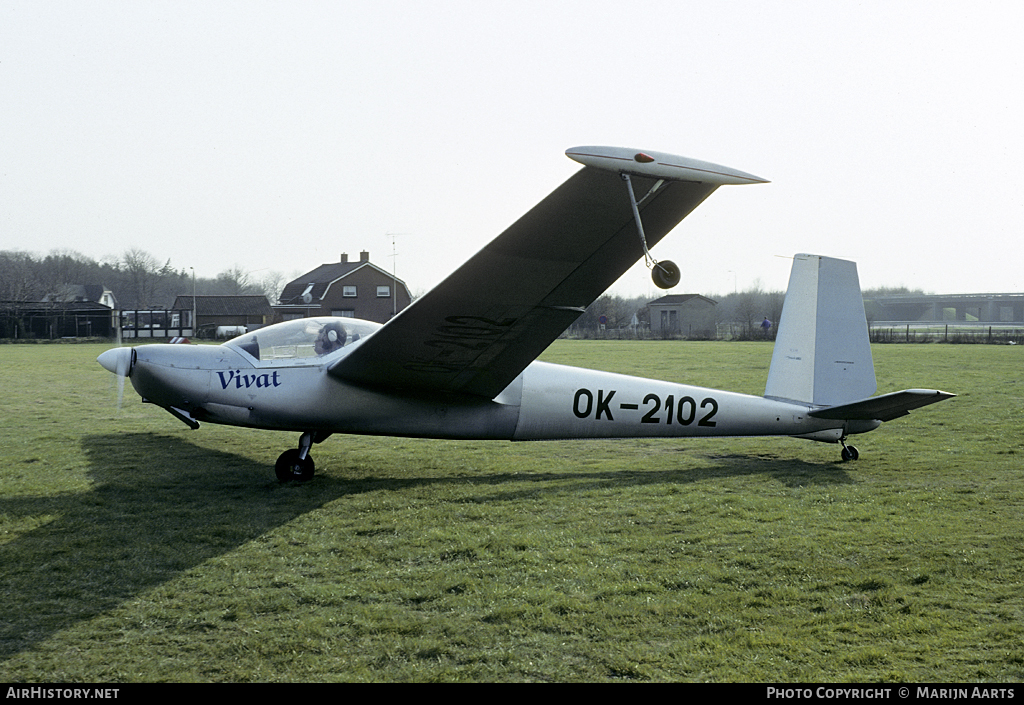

left=413, top=451, right=855, bottom=505
left=0, top=432, right=848, bottom=660
left=0, top=432, right=347, bottom=660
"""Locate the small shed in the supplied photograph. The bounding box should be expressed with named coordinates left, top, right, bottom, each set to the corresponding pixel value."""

left=0, top=300, right=115, bottom=338
left=648, top=294, right=717, bottom=338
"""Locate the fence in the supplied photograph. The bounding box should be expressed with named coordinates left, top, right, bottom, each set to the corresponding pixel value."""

left=563, top=322, right=1023, bottom=344
left=869, top=322, right=1024, bottom=344
left=118, top=310, right=194, bottom=339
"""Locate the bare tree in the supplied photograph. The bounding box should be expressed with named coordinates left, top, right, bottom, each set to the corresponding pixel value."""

left=121, top=248, right=159, bottom=308
left=255, top=270, right=286, bottom=303
left=213, top=265, right=258, bottom=295
left=0, top=251, right=38, bottom=303
left=35, top=250, right=96, bottom=297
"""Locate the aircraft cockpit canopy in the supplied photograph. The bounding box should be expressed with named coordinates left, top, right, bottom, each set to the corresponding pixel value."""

left=226, top=317, right=382, bottom=362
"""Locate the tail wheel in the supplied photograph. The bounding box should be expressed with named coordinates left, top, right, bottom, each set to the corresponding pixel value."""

left=275, top=449, right=315, bottom=483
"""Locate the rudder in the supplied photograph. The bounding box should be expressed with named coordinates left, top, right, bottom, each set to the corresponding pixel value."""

left=765, top=254, right=876, bottom=406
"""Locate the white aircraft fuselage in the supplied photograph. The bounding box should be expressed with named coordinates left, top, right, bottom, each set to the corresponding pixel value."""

left=118, top=334, right=878, bottom=444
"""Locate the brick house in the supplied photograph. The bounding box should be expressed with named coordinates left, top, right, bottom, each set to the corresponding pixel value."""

left=274, top=251, right=412, bottom=324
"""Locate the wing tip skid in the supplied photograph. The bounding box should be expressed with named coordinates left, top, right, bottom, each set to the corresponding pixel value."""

left=565, top=145, right=769, bottom=185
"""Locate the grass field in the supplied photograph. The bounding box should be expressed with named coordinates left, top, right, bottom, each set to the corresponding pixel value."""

left=0, top=340, right=1021, bottom=682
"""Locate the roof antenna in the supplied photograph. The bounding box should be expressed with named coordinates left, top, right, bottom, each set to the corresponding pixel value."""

left=386, top=233, right=408, bottom=318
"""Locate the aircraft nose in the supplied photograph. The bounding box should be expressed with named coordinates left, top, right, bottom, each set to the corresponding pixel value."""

left=97, top=347, right=134, bottom=377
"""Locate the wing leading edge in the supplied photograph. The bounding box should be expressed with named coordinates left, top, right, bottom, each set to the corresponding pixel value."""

left=330, top=146, right=767, bottom=398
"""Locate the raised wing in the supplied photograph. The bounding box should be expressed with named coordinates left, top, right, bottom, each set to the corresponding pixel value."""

left=329, top=146, right=767, bottom=398
left=808, top=389, right=956, bottom=422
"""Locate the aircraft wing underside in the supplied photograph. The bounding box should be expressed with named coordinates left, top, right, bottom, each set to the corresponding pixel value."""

left=329, top=167, right=718, bottom=398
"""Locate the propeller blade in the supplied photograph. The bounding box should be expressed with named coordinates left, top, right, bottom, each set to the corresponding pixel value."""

left=98, top=347, right=134, bottom=412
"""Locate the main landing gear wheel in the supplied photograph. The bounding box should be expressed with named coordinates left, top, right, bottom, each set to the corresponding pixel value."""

left=652, top=260, right=681, bottom=290
left=275, top=431, right=331, bottom=483
left=275, top=449, right=315, bottom=483
left=840, top=444, right=859, bottom=462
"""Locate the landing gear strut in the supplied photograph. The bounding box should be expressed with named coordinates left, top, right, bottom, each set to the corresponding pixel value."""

left=622, top=172, right=680, bottom=290
left=275, top=431, right=331, bottom=482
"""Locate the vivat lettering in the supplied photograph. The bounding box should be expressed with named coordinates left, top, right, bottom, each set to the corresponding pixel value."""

left=217, top=370, right=282, bottom=390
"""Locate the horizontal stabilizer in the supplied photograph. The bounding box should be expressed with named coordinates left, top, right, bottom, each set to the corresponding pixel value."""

left=808, top=389, right=955, bottom=422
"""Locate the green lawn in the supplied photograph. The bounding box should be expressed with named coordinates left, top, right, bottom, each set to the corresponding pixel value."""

left=0, top=340, right=1021, bottom=682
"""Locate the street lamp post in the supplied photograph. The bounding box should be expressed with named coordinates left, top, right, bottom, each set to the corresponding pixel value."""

left=190, top=267, right=196, bottom=337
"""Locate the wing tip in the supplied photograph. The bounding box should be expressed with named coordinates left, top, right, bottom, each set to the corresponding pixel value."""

left=565, top=145, right=769, bottom=185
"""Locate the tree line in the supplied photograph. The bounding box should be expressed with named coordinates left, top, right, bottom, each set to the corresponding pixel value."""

left=564, top=284, right=924, bottom=339
left=0, top=249, right=285, bottom=310
left=2, top=248, right=925, bottom=338
left=566, top=286, right=787, bottom=339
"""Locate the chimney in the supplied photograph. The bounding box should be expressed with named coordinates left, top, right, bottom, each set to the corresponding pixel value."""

left=360, top=250, right=369, bottom=262
left=340, top=253, right=348, bottom=263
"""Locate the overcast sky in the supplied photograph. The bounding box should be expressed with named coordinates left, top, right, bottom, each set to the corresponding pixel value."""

left=3, top=1, right=1022, bottom=299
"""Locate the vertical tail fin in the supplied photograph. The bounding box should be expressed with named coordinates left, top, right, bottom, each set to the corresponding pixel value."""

left=765, top=254, right=876, bottom=406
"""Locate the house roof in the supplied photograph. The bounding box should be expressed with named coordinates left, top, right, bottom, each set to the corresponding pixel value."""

left=41, top=284, right=114, bottom=305
left=278, top=260, right=410, bottom=305
left=3, top=300, right=113, bottom=313
left=172, top=295, right=273, bottom=316
left=648, top=294, right=717, bottom=306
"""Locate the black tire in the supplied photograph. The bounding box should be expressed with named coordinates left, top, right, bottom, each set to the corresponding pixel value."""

left=652, top=260, right=681, bottom=290
left=275, top=448, right=315, bottom=482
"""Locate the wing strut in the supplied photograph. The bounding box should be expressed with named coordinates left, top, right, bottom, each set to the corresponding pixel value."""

left=622, top=173, right=680, bottom=289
